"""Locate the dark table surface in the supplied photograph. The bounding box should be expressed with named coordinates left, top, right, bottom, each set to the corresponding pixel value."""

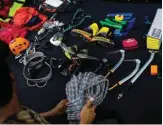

left=7, top=0, right=162, bottom=124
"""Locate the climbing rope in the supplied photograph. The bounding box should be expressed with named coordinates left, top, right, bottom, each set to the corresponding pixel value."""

left=66, top=72, right=109, bottom=122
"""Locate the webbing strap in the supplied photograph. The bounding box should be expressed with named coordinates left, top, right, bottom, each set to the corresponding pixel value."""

left=8, top=0, right=26, bottom=17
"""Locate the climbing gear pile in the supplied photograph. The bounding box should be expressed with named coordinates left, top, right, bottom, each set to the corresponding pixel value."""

left=0, top=0, right=160, bottom=106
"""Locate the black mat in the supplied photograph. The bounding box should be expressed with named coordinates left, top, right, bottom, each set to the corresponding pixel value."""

left=7, top=0, right=162, bottom=124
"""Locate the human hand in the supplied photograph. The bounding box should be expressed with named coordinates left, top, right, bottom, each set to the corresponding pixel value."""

left=40, top=99, right=68, bottom=117
left=80, top=99, right=96, bottom=124
left=50, top=99, right=68, bottom=115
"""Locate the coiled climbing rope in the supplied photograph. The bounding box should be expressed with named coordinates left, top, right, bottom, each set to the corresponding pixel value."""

left=66, top=72, right=109, bottom=122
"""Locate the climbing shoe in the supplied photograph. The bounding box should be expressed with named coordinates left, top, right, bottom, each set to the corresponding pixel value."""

left=90, top=27, right=115, bottom=47
left=71, top=23, right=99, bottom=41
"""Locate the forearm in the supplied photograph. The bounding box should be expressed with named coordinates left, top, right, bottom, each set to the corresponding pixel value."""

left=40, top=110, right=57, bottom=118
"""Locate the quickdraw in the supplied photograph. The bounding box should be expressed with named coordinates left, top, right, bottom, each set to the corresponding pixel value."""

left=109, top=59, right=141, bottom=91
left=117, top=51, right=156, bottom=99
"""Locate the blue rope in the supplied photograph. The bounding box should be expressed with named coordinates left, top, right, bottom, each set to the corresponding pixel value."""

left=144, top=16, right=152, bottom=24
left=64, top=8, right=92, bottom=32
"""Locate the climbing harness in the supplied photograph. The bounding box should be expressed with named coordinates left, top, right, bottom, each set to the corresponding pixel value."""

left=23, top=51, right=52, bottom=88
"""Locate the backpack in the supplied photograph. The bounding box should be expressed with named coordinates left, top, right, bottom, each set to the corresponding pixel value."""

left=13, top=7, right=47, bottom=31
left=0, top=21, right=28, bottom=44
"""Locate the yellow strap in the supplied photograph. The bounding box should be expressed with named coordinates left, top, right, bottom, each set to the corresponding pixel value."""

left=0, top=18, right=11, bottom=22
left=8, top=2, right=24, bottom=17
left=89, top=23, right=99, bottom=36
left=97, top=27, right=109, bottom=35
left=0, top=0, right=26, bottom=22
left=147, top=36, right=160, bottom=50
left=65, top=52, right=72, bottom=60
left=109, top=84, right=118, bottom=91
left=91, top=36, right=113, bottom=44
left=72, top=29, right=92, bottom=36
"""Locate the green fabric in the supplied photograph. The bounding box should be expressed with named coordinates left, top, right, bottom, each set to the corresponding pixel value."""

left=100, top=20, right=123, bottom=30
left=8, top=3, right=23, bottom=17
left=0, top=0, right=26, bottom=22
left=104, top=18, right=124, bottom=26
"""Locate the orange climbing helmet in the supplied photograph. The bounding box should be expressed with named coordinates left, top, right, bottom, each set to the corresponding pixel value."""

left=9, top=37, right=30, bottom=55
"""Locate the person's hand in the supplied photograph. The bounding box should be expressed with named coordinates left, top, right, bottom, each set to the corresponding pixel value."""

left=50, top=99, right=68, bottom=115
left=40, top=99, right=68, bottom=118
left=80, top=100, right=96, bottom=124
